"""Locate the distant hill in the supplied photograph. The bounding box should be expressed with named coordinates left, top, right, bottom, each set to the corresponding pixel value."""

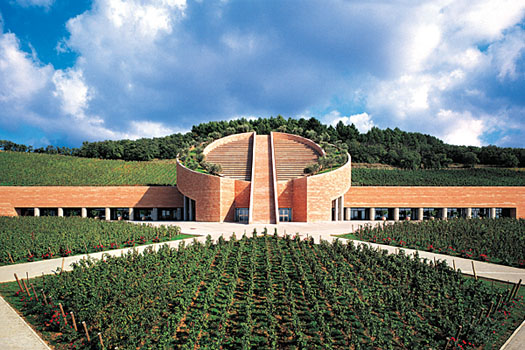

left=1, top=151, right=523, bottom=186
left=1, top=116, right=524, bottom=169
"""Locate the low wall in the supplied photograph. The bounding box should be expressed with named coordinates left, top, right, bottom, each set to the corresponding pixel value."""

left=176, top=160, right=250, bottom=222
left=293, top=154, right=352, bottom=222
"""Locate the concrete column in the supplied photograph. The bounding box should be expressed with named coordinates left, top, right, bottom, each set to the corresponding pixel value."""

left=338, top=196, right=344, bottom=221
left=152, top=208, right=158, bottom=221
left=466, top=207, right=472, bottom=219
left=418, top=208, right=424, bottom=221
left=58, top=208, right=64, bottom=217
left=129, top=207, right=134, bottom=221
left=344, top=207, right=350, bottom=221
left=81, top=208, right=87, bottom=218
left=490, top=207, right=496, bottom=219
left=183, top=196, right=188, bottom=221
left=34, top=208, right=40, bottom=217
left=369, top=208, right=376, bottom=221
left=105, top=208, right=111, bottom=221
left=394, top=208, right=400, bottom=222
left=442, top=208, right=448, bottom=220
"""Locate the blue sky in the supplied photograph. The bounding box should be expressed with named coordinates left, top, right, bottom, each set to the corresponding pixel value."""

left=0, top=0, right=524, bottom=148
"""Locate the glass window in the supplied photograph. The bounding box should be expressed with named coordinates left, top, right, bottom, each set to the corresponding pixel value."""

left=279, top=208, right=292, bottom=222
left=374, top=208, right=390, bottom=220
left=235, top=208, right=249, bottom=223
left=350, top=208, right=368, bottom=220
left=87, top=208, right=106, bottom=220
left=472, top=208, right=490, bottom=218
left=111, top=208, right=129, bottom=220
left=134, top=208, right=153, bottom=221
left=423, top=208, right=440, bottom=220
left=399, top=208, right=417, bottom=220
left=40, top=208, right=58, bottom=217
left=63, top=208, right=81, bottom=217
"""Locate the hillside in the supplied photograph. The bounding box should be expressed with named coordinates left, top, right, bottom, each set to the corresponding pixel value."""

left=1, top=151, right=524, bottom=186
left=0, top=152, right=177, bottom=186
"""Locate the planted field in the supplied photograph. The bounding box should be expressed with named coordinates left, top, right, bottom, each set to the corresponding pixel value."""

left=1, top=151, right=524, bottom=186
left=0, top=216, right=190, bottom=266
left=341, top=218, right=525, bottom=267
left=351, top=167, right=525, bottom=186
left=4, top=235, right=524, bottom=349
left=0, top=151, right=177, bottom=186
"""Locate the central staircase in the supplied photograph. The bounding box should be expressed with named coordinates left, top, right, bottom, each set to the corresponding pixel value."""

left=250, top=135, right=277, bottom=224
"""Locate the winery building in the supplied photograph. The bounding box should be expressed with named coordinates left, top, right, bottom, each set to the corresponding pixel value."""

left=0, top=132, right=524, bottom=223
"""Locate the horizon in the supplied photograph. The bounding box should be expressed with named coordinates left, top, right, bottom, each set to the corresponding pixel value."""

left=0, top=0, right=524, bottom=148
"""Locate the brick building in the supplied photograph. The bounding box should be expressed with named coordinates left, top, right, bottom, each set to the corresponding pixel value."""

left=0, top=132, right=524, bottom=222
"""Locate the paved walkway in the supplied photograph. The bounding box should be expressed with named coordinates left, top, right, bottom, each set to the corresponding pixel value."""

left=0, top=296, right=50, bottom=350
left=0, top=221, right=523, bottom=349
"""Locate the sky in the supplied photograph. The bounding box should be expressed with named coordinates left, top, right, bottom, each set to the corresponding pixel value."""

left=0, top=0, right=524, bottom=148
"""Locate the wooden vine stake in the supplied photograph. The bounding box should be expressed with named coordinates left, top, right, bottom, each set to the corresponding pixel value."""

left=59, top=303, right=67, bottom=325
left=82, top=321, right=90, bottom=342
left=443, top=337, right=452, bottom=350
left=471, top=261, right=477, bottom=280
left=486, top=301, right=494, bottom=318
left=70, top=312, right=77, bottom=331
left=455, top=325, right=463, bottom=342
left=453, top=259, right=456, bottom=272
left=7, top=252, right=14, bottom=264
left=41, top=290, right=48, bottom=305
left=14, top=273, right=23, bottom=292
left=30, top=284, right=39, bottom=301
left=513, top=279, right=522, bottom=299
left=98, top=332, right=104, bottom=348
left=61, top=258, right=65, bottom=274
left=26, top=272, right=29, bottom=284
left=22, top=279, right=31, bottom=297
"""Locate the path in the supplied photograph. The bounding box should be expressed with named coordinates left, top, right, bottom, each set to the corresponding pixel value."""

left=250, top=135, right=276, bottom=223
left=0, top=296, right=50, bottom=350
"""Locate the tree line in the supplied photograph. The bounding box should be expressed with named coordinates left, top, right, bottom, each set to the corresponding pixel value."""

left=1, top=116, right=523, bottom=168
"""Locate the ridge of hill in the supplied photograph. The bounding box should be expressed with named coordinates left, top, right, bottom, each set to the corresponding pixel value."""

left=1, top=116, right=524, bottom=169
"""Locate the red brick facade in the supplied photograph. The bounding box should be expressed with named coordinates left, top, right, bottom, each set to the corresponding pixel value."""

left=344, top=186, right=525, bottom=218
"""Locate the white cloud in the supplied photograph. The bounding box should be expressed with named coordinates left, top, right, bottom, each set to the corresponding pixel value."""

left=489, top=28, right=525, bottom=80
left=52, top=68, right=92, bottom=118
left=14, top=0, right=54, bottom=8
left=435, top=109, right=486, bottom=146
left=324, top=110, right=375, bottom=133
left=0, top=33, right=52, bottom=103
left=124, top=120, right=181, bottom=139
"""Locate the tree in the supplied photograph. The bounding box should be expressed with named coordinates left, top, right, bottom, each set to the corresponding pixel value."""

left=462, top=152, right=479, bottom=168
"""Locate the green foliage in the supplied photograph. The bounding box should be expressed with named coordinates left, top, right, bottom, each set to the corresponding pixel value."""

left=11, top=235, right=524, bottom=349
left=0, top=216, right=188, bottom=265
left=0, top=152, right=178, bottom=185
left=345, top=218, right=525, bottom=267
left=3, top=116, right=524, bottom=168
left=351, top=167, right=525, bottom=186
